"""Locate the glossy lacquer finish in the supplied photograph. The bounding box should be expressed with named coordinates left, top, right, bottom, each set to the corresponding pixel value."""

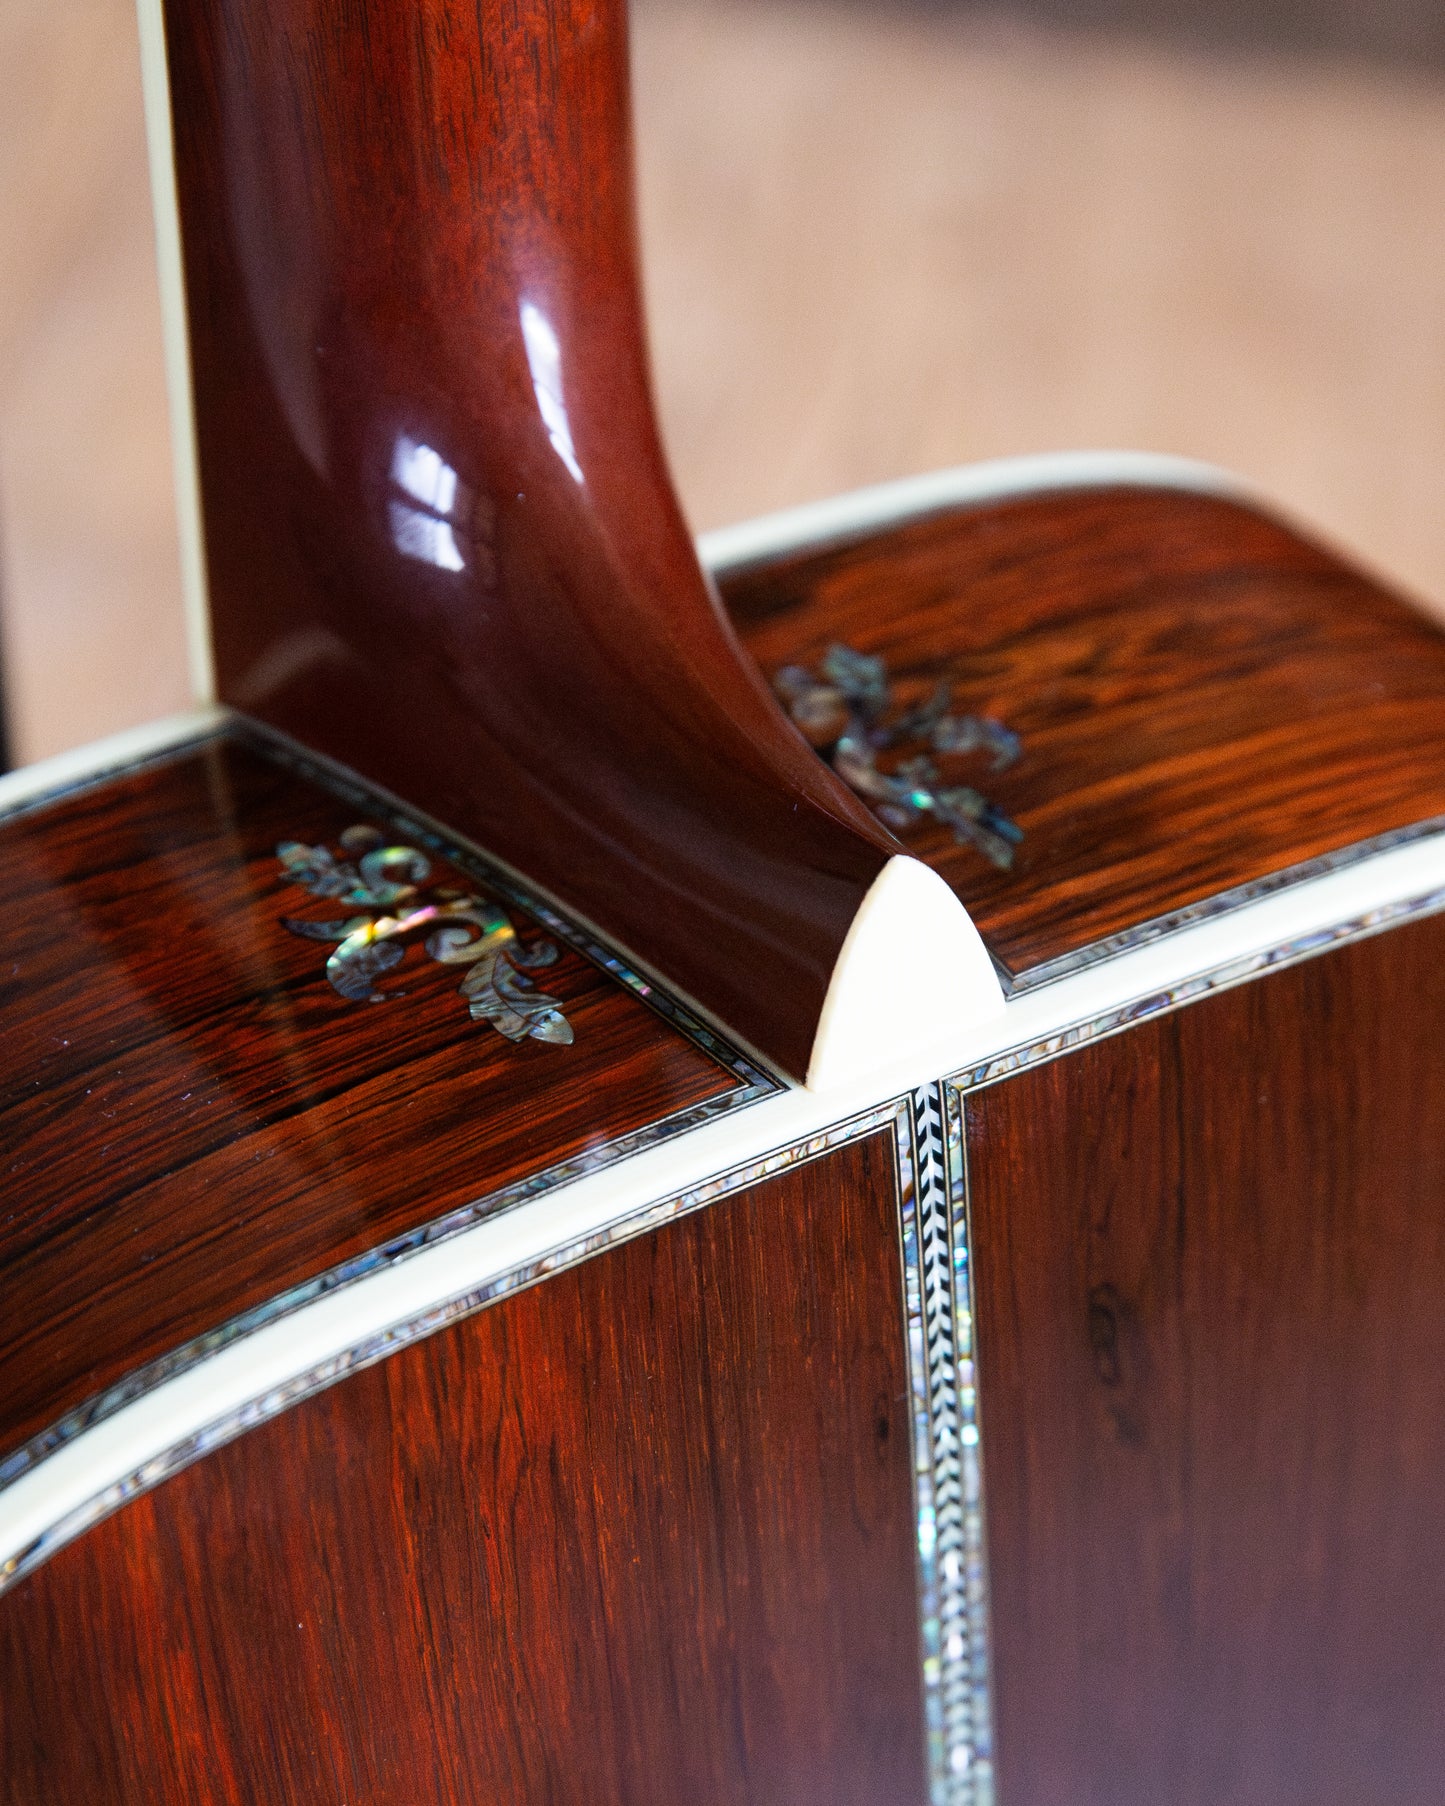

left=162, top=0, right=896, bottom=1082
left=723, top=487, right=1445, bottom=980
left=0, top=734, right=753, bottom=1469
left=0, top=1132, right=928, bottom=1806
left=968, top=909, right=1445, bottom=1806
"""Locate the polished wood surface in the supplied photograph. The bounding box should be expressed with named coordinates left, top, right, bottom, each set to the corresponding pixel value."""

left=0, top=733, right=748, bottom=1469
left=0, top=1132, right=928, bottom=1806
left=967, top=909, right=1445, bottom=1806
left=163, top=0, right=900, bottom=1082
left=723, top=486, right=1445, bottom=980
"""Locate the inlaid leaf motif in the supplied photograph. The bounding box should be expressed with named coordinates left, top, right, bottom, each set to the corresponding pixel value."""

left=277, top=829, right=575, bottom=1047
left=328, top=931, right=407, bottom=1003
left=775, top=643, right=1023, bottom=869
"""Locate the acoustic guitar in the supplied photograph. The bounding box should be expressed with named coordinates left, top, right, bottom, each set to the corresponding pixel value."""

left=4, top=2, right=1445, bottom=1802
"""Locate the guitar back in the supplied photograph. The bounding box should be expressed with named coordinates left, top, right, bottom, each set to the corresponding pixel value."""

left=3, top=5, right=1445, bottom=1803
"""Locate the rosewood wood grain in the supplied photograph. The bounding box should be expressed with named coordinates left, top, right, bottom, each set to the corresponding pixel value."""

left=722, top=486, right=1445, bottom=981
left=966, top=908, right=1445, bottom=1806
left=0, top=732, right=754, bottom=1472
left=0, top=1131, right=928, bottom=1806
left=160, top=0, right=900, bottom=1083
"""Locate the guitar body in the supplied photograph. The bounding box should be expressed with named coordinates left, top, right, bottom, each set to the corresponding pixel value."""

left=3, top=5, right=1445, bottom=1804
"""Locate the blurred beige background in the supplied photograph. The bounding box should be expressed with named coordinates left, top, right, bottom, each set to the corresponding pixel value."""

left=3, top=0, right=1445, bottom=764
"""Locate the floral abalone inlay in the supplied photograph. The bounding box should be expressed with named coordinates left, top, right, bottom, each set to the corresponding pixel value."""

left=775, top=643, right=1023, bottom=870
left=277, top=825, right=574, bottom=1046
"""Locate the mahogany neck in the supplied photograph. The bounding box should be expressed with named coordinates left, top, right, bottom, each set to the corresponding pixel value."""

left=158, top=0, right=898, bottom=1079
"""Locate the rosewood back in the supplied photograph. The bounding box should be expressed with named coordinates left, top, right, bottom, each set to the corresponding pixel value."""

left=722, top=485, right=1445, bottom=982
left=0, top=734, right=756, bottom=1472
left=163, top=0, right=896, bottom=1080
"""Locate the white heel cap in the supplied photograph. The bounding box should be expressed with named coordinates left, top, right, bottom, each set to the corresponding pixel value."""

left=805, top=855, right=1006, bottom=1091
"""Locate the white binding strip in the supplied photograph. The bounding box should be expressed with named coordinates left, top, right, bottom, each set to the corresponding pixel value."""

left=0, top=707, right=227, bottom=818
left=3, top=817, right=1444, bottom=1578
left=697, top=449, right=1253, bottom=575
left=135, top=0, right=215, bottom=704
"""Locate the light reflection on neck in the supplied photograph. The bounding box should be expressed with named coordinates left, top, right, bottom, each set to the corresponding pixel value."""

left=388, top=435, right=465, bottom=571
left=520, top=300, right=584, bottom=485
